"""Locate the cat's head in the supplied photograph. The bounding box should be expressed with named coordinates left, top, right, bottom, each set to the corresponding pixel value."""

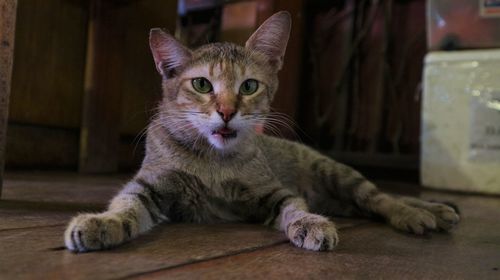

left=149, top=11, right=291, bottom=151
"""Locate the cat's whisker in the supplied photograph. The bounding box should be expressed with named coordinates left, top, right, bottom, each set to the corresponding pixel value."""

left=133, top=128, right=149, bottom=156
left=176, top=110, right=205, bottom=115
left=132, top=111, right=166, bottom=155
left=261, top=114, right=304, bottom=141
left=267, top=111, right=313, bottom=143
left=243, top=113, right=300, bottom=140
left=262, top=122, right=285, bottom=138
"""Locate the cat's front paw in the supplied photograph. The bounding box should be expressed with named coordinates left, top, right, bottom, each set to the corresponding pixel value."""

left=419, top=201, right=460, bottom=232
left=286, top=213, right=338, bottom=251
left=64, top=213, right=127, bottom=252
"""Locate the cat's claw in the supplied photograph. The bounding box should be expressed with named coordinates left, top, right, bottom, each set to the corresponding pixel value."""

left=286, top=214, right=338, bottom=251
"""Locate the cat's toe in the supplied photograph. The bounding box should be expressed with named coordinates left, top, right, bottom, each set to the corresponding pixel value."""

left=429, top=204, right=460, bottom=232
left=390, top=206, right=437, bottom=235
left=287, top=214, right=338, bottom=251
left=64, top=213, right=124, bottom=252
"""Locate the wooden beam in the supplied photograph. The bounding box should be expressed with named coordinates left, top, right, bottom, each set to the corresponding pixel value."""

left=9, top=0, right=88, bottom=129
left=0, top=0, right=17, bottom=197
left=79, top=0, right=178, bottom=173
left=255, top=0, right=305, bottom=139
left=79, top=1, right=127, bottom=173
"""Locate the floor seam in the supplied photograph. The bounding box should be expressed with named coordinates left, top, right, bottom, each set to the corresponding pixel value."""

left=0, top=223, right=66, bottom=233
left=117, top=221, right=375, bottom=279
left=117, top=239, right=290, bottom=280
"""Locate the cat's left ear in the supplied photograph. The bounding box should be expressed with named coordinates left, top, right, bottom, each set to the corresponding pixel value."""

left=149, top=28, right=192, bottom=78
left=245, top=11, right=291, bottom=71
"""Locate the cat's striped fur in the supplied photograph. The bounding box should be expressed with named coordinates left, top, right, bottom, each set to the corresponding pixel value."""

left=65, top=11, right=459, bottom=252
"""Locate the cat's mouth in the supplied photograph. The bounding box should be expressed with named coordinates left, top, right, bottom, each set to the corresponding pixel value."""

left=212, top=127, right=237, bottom=139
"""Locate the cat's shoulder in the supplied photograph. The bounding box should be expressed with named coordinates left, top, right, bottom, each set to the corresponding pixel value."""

left=254, top=134, right=307, bottom=155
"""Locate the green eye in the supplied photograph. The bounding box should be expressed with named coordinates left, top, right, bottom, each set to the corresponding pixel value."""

left=192, top=78, right=213, bottom=93
left=239, top=79, right=259, bottom=95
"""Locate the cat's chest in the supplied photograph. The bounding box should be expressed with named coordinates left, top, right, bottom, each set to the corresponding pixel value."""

left=182, top=153, right=274, bottom=197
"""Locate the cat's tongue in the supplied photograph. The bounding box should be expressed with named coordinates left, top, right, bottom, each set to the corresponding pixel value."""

left=213, top=127, right=237, bottom=139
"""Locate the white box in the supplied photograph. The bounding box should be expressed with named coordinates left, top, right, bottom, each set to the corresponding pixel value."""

left=421, top=50, right=500, bottom=194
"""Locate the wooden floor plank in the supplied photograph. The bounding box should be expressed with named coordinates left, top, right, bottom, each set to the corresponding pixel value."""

left=0, top=171, right=369, bottom=279
left=0, top=172, right=125, bottom=230
left=0, top=224, right=284, bottom=279
left=141, top=225, right=499, bottom=280
left=0, top=208, right=73, bottom=231
left=2, top=172, right=126, bottom=204
left=131, top=193, right=500, bottom=280
left=1, top=173, right=498, bottom=279
left=0, top=199, right=107, bottom=231
left=0, top=218, right=367, bottom=279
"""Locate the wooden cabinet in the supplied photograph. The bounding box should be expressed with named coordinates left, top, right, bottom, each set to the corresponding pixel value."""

left=4, top=0, right=177, bottom=172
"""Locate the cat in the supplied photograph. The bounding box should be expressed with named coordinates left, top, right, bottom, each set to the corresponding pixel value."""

left=64, top=11, right=459, bottom=252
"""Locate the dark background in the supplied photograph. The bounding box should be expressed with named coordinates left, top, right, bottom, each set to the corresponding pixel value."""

left=5, top=0, right=426, bottom=181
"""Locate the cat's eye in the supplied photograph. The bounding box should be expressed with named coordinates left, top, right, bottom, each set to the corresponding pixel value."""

left=192, top=78, right=213, bottom=94
left=239, top=79, right=259, bottom=95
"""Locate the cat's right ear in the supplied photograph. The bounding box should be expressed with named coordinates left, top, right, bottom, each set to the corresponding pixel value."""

left=149, top=28, right=192, bottom=78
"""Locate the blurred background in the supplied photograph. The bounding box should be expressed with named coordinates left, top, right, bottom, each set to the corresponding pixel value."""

left=1, top=2, right=499, bottom=277
left=2, top=0, right=500, bottom=190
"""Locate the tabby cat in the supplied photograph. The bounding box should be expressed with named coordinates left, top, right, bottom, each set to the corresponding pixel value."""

left=65, top=11, right=459, bottom=252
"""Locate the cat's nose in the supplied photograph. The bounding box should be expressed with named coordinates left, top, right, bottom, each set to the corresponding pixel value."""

left=217, top=106, right=236, bottom=122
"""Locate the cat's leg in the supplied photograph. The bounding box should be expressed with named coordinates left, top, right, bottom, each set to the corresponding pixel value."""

left=307, top=157, right=459, bottom=234
left=271, top=196, right=339, bottom=251
left=227, top=177, right=339, bottom=251
left=64, top=178, right=167, bottom=252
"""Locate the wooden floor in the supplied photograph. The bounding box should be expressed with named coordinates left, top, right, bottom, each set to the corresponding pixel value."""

left=0, top=172, right=499, bottom=280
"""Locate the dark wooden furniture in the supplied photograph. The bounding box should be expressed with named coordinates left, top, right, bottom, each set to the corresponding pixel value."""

left=0, top=0, right=17, bottom=197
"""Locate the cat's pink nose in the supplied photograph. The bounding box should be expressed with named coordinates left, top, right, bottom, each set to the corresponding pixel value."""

left=217, top=106, right=236, bottom=122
